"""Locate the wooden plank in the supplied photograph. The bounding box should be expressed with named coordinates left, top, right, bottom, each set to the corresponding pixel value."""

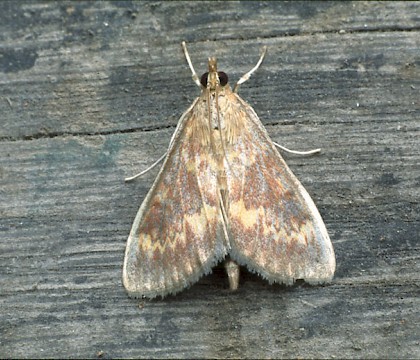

left=1, top=1, right=419, bottom=358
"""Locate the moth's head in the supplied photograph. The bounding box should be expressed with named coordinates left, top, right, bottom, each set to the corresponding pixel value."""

left=200, top=57, right=229, bottom=91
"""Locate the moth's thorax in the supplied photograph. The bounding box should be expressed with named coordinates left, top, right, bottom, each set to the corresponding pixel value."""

left=192, top=85, right=244, bottom=153
left=209, top=87, right=231, bottom=127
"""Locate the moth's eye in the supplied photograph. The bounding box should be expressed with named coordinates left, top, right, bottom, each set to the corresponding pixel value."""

left=218, top=71, right=228, bottom=86
left=200, top=72, right=209, bottom=87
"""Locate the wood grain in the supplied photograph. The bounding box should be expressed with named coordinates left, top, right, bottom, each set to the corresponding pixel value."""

left=1, top=1, right=419, bottom=358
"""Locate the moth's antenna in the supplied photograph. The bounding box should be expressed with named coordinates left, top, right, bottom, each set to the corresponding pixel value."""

left=233, top=46, right=267, bottom=93
left=182, top=41, right=201, bottom=87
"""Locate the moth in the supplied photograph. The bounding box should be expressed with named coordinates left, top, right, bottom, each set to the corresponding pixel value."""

left=123, top=42, right=335, bottom=298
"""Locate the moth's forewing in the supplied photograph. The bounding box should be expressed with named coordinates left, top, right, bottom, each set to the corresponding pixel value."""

left=220, top=91, right=335, bottom=284
left=123, top=98, right=227, bottom=298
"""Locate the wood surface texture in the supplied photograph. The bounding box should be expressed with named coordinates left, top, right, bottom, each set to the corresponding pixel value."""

left=1, top=1, right=419, bottom=358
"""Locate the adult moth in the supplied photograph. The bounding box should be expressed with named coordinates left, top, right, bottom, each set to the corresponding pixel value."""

left=123, top=42, right=335, bottom=298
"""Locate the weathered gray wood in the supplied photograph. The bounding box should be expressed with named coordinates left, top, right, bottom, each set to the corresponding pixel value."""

left=1, top=1, right=419, bottom=358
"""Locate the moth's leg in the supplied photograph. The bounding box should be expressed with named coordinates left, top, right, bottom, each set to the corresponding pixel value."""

left=233, top=46, right=267, bottom=93
left=273, top=142, right=321, bottom=156
left=181, top=41, right=201, bottom=87
left=224, top=258, right=240, bottom=290
left=125, top=152, right=167, bottom=182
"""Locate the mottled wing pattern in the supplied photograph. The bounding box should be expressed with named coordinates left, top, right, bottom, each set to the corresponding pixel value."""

left=123, top=98, right=228, bottom=298
left=223, top=92, right=335, bottom=284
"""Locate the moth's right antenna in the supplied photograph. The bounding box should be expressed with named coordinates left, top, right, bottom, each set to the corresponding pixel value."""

left=233, top=46, right=267, bottom=93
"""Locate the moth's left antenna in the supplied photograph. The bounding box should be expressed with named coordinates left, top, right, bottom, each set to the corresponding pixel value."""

left=182, top=41, right=201, bottom=87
